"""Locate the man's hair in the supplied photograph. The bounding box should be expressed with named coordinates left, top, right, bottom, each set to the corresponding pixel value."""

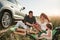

left=46, top=23, right=52, bottom=30
left=29, top=11, right=33, bottom=14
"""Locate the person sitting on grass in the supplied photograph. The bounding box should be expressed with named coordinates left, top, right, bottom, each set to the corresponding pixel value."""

left=38, top=23, right=52, bottom=40
left=9, top=10, right=37, bottom=36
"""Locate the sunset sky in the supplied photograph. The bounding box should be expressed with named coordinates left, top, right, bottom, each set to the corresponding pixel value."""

left=18, top=0, right=60, bottom=16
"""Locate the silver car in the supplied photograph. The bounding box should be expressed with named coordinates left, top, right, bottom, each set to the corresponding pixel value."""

left=0, top=0, right=25, bottom=29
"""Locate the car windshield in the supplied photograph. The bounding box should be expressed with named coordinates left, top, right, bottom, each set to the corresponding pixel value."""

left=7, top=0, right=17, bottom=4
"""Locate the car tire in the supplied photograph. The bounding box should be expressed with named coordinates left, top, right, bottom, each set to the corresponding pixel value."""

left=0, top=10, right=13, bottom=29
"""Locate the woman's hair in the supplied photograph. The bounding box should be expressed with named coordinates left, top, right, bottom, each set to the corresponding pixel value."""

left=40, top=13, right=50, bottom=22
left=46, top=24, right=52, bottom=30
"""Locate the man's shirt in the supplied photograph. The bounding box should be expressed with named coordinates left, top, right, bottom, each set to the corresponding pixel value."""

left=24, top=15, right=36, bottom=27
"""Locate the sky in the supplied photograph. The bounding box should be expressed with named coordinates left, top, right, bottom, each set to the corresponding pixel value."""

left=18, top=0, right=60, bottom=16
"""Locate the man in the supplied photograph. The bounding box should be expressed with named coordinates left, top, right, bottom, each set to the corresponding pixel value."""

left=10, top=11, right=37, bottom=35
left=24, top=11, right=36, bottom=28
left=15, top=11, right=36, bottom=29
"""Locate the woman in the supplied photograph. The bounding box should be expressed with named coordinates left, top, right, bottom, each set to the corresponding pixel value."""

left=39, top=13, right=52, bottom=31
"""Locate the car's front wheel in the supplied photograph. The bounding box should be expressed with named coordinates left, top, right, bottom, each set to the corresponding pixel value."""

left=0, top=11, right=13, bottom=29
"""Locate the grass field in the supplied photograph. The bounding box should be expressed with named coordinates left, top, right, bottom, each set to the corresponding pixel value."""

left=0, top=16, right=60, bottom=40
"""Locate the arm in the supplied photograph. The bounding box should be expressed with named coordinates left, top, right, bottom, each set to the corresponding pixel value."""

left=26, top=22, right=33, bottom=27
left=41, top=30, right=51, bottom=37
left=38, top=31, right=51, bottom=39
left=24, top=16, right=33, bottom=27
left=33, top=23, right=42, bottom=32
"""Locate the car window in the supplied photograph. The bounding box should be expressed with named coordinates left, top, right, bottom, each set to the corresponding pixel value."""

left=0, top=2, right=3, bottom=9
left=7, top=0, right=16, bottom=4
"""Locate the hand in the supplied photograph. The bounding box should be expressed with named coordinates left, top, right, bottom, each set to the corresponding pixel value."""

left=31, top=24, right=34, bottom=27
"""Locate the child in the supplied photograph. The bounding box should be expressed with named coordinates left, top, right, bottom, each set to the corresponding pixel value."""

left=38, top=23, right=52, bottom=40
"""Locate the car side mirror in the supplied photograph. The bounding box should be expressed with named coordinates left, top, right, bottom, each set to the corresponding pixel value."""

left=22, top=7, right=25, bottom=10
left=20, top=7, right=25, bottom=11
left=21, top=7, right=25, bottom=10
